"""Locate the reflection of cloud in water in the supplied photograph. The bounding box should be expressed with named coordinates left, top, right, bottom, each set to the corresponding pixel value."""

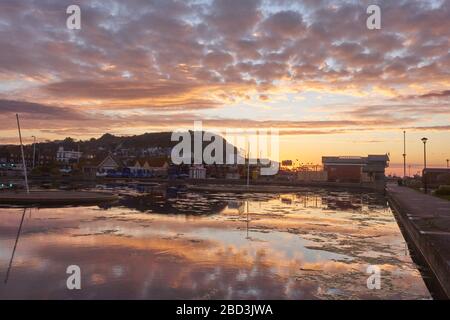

left=0, top=190, right=431, bottom=299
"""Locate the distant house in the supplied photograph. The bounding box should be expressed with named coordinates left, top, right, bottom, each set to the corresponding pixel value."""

left=128, top=157, right=169, bottom=177
left=128, top=159, right=145, bottom=176
left=97, top=154, right=123, bottom=173
left=81, top=162, right=99, bottom=177
left=145, top=157, right=169, bottom=177
left=322, top=154, right=389, bottom=183
left=56, top=146, right=82, bottom=163
left=37, top=154, right=57, bottom=166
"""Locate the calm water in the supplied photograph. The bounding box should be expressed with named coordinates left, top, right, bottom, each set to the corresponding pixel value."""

left=0, top=187, right=431, bottom=299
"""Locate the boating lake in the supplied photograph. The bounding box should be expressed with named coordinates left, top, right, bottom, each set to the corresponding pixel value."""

left=0, top=187, right=431, bottom=299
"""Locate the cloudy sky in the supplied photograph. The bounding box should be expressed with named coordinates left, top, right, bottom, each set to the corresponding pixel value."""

left=0, top=0, right=449, bottom=171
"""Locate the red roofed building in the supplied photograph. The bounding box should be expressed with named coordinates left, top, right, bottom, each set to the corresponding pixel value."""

left=322, top=155, right=389, bottom=183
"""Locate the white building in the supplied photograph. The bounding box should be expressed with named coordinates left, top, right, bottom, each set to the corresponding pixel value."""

left=56, top=147, right=82, bottom=163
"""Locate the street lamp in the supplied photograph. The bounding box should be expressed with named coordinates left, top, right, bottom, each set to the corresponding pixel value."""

left=421, top=137, right=428, bottom=169
left=447, top=159, right=449, bottom=168
left=421, top=137, right=428, bottom=193
left=32, top=135, right=36, bottom=169
left=403, top=131, right=406, bottom=177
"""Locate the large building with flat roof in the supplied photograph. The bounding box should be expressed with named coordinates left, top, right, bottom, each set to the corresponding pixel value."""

left=423, top=168, right=450, bottom=187
left=322, top=155, right=389, bottom=183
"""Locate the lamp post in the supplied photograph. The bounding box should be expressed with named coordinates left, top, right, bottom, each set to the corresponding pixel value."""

left=403, top=131, right=406, bottom=177
left=32, top=135, right=36, bottom=169
left=421, top=137, right=428, bottom=194
left=447, top=159, right=449, bottom=168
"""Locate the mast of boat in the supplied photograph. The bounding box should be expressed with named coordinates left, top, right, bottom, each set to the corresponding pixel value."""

left=4, top=207, right=27, bottom=284
left=16, top=114, right=29, bottom=193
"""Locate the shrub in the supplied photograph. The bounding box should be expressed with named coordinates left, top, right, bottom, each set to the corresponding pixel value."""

left=435, top=185, right=450, bottom=196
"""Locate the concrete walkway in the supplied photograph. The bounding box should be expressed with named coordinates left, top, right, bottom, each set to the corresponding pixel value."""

left=387, top=184, right=450, bottom=299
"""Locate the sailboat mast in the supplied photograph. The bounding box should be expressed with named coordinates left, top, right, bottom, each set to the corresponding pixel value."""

left=16, top=114, right=30, bottom=193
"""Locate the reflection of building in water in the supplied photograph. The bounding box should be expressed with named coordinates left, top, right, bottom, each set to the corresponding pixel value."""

left=110, top=190, right=228, bottom=215
left=280, top=197, right=292, bottom=205
left=322, top=196, right=363, bottom=211
left=227, top=201, right=245, bottom=214
left=290, top=193, right=323, bottom=209
left=320, top=192, right=387, bottom=211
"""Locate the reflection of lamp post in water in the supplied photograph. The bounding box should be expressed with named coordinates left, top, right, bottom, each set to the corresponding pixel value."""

left=246, top=201, right=250, bottom=240
left=245, top=140, right=251, bottom=187
left=421, top=137, right=428, bottom=194
left=32, top=135, right=36, bottom=169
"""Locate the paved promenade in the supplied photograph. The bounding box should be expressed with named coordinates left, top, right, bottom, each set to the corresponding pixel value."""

left=387, top=184, right=450, bottom=299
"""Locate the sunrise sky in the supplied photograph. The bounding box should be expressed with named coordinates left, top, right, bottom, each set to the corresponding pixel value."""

left=0, top=0, right=449, bottom=173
